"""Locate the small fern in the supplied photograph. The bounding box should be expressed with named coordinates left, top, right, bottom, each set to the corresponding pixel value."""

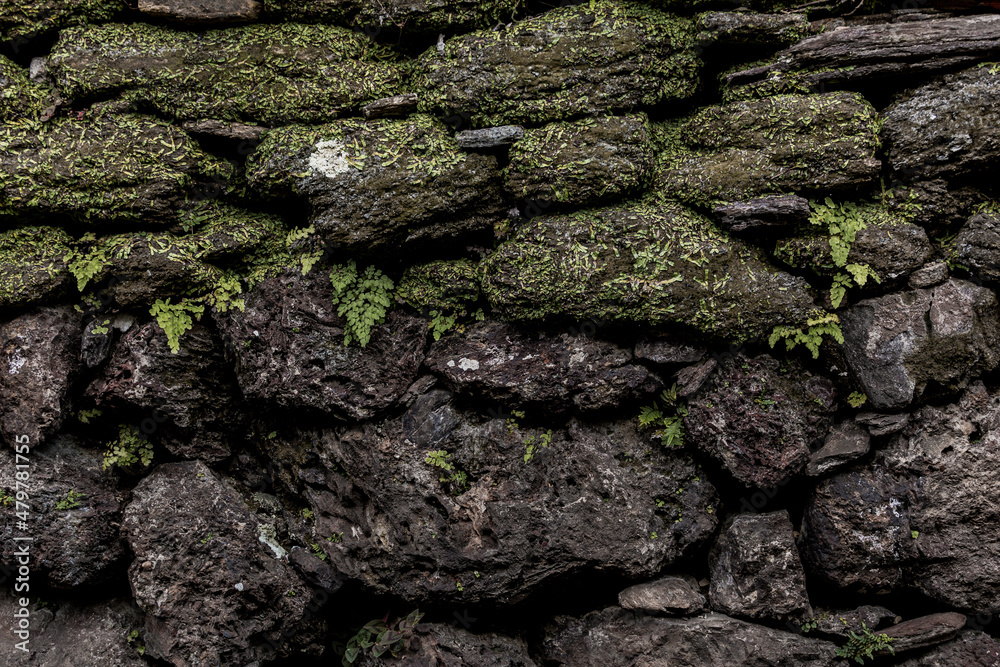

left=330, top=261, right=394, bottom=347
left=102, top=425, right=154, bottom=471
left=637, top=386, right=687, bottom=447
left=769, top=311, right=844, bottom=359
left=834, top=622, right=896, bottom=664
left=810, top=198, right=880, bottom=308
left=424, top=450, right=469, bottom=493
left=149, top=298, right=205, bottom=354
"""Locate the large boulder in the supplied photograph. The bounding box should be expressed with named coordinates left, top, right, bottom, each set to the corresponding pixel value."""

left=47, top=23, right=406, bottom=124
left=123, top=461, right=319, bottom=666
left=685, top=354, right=835, bottom=487
left=481, top=199, right=817, bottom=343
left=504, top=114, right=655, bottom=208
left=724, top=15, right=1000, bottom=100
left=657, top=92, right=881, bottom=208
left=709, top=511, right=812, bottom=622
left=215, top=270, right=427, bottom=421
left=414, top=0, right=701, bottom=127
left=424, top=320, right=660, bottom=412
left=839, top=279, right=1000, bottom=411
left=0, top=115, right=232, bottom=225
left=0, top=307, right=82, bottom=449
left=86, top=322, right=243, bottom=462
left=885, top=65, right=1000, bottom=181
left=0, top=434, right=125, bottom=588
left=0, top=227, right=73, bottom=311
left=246, top=116, right=504, bottom=252
left=542, top=608, right=839, bottom=666
left=264, top=392, right=719, bottom=604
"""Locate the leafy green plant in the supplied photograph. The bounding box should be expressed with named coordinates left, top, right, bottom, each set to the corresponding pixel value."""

left=424, top=450, right=468, bottom=493
left=149, top=298, right=205, bottom=354
left=1, top=491, right=14, bottom=506
left=127, top=628, right=145, bottom=656
left=638, top=386, right=687, bottom=447
left=847, top=392, right=867, bottom=408
left=835, top=622, right=896, bottom=664
left=76, top=408, right=102, bottom=424
left=768, top=311, right=844, bottom=359
left=310, top=543, right=328, bottom=561
left=936, top=232, right=969, bottom=272
left=343, top=609, right=424, bottom=665
left=102, top=425, right=154, bottom=471
left=523, top=430, right=553, bottom=463
left=55, top=490, right=86, bottom=510
left=809, top=198, right=881, bottom=307
left=330, top=261, right=394, bottom=347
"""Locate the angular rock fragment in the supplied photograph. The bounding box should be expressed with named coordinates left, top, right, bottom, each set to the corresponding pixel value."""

left=709, top=511, right=812, bottom=621
left=724, top=15, right=1000, bottom=99
left=138, top=0, right=261, bottom=23
left=0, top=307, right=81, bottom=449
left=0, top=227, right=72, bottom=310
left=0, top=591, right=145, bottom=666
left=884, top=64, right=1000, bottom=180
left=713, top=194, right=810, bottom=235
left=542, top=608, right=839, bottom=666
left=247, top=116, right=504, bottom=251
left=634, top=337, right=704, bottom=366
left=657, top=92, right=881, bottom=207
left=0, top=0, right=119, bottom=43
left=124, top=461, right=318, bottom=666
left=0, top=115, right=232, bottom=225
left=957, top=208, right=1000, bottom=283
left=415, top=0, right=701, bottom=127
left=362, top=93, right=419, bottom=120
left=809, top=605, right=897, bottom=639
left=806, top=421, right=870, bottom=477
left=0, top=435, right=125, bottom=587
left=908, top=261, right=949, bottom=290
left=425, top=320, right=660, bottom=412
left=48, top=23, right=406, bottom=124
left=618, top=575, right=706, bottom=616
left=265, top=398, right=719, bottom=604
left=216, top=270, right=426, bottom=420
left=685, top=354, right=835, bottom=488
left=481, top=200, right=817, bottom=342
left=885, top=613, right=967, bottom=654
left=87, top=322, right=242, bottom=462
left=456, top=125, right=524, bottom=149
left=839, top=279, right=1000, bottom=410
left=505, top=115, right=654, bottom=208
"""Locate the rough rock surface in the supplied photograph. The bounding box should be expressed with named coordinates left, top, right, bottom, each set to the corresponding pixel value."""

left=0, top=55, right=48, bottom=121
left=0, top=592, right=146, bottom=667
left=356, top=623, right=539, bottom=667
left=424, top=320, right=660, bottom=412
left=48, top=23, right=406, bottom=124
left=713, top=194, right=811, bottom=235
left=0, top=227, right=73, bottom=310
left=123, top=461, right=317, bottom=666
left=542, top=608, right=839, bottom=666
left=709, top=511, right=812, bottom=621
left=86, top=322, right=242, bottom=462
left=247, top=116, right=504, bottom=251
left=958, top=209, right=1000, bottom=283
left=265, top=394, right=719, bottom=604
left=414, top=0, right=701, bottom=127
left=897, top=630, right=1000, bottom=666
left=0, top=307, right=81, bottom=449
left=482, top=200, right=817, bottom=342
left=505, top=114, right=655, bottom=208
left=618, top=575, right=706, bottom=615
left=216, top=270, right=427, bottom=420
left=884, top=64, right=1000, bottom=180
left=696, top=11, right=813, bottom=47
left=839, top=279, right=1000, bottom=410
left=138, top=0, right=261, bottom=23
left=0, top=0, right=118, bottom=42
left=657, top=92, right=880, bottom=207
left=0, top=434, right=125, bottom=588
left=685, top=354, right=835, bottom=488
left=806, top=420, right=870, bottom=477
left=263, top=0, right=523, bottom=35
left=0, top=115, right=231, bottom=225
left=885, top=613, right=967, bottom=654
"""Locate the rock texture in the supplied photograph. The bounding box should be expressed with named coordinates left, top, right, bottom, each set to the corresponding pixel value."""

left=618, top=575, right=706, bottom=616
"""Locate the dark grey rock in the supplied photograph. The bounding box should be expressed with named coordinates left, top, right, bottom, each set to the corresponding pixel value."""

left=713, top=195, right=811, bottom=234
left=855, top=411, right=910, bottom=437
left=634, top=338, right=705, bottom=366
left=362, top=93, right=419, bottom=120
left=357, top=623, right=539, bottom=667
left=885, top=613, right=967, bottom=654
left=897, top=630, right=1000, bottom=666
left=618, top=575, right=706, bottom=616
left=909, top=261, right=949, bottom=289
left=809, top=605, right=898, bottom=639
left=457, top=125, right=524, bottom=149
left=696, top=11, right=813, bottom=47
left=958, top=209, right=1000, bottom=283
left=807, top=421, right=870, bottom=477
left=138, top=0, right=261, bottom=22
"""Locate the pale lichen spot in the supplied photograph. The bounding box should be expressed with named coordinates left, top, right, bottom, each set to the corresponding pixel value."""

left=308, top=140, right=351, bottom=179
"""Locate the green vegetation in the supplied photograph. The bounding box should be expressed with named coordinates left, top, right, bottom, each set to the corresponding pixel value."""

left=330, top=261, right=395, bottom=347
left=102, top=425, right=154, bottom=471
left=396, top=260, right=484, bottom=341
left=150, top=298, right=205, bottom=354
left=835, top=622, right=896, bottom=663
left=769, top=311, right=844, bottom=359
left=424, top=450, right=469, bottom=493
left=638, top=385, right=688, bottom=448
left=55, top=490, right=87, bottom=510
left=342, top=610, right=424, bottom=666
left=523, top=430, right=553, bottom=463
left=807, top=198, right=881, bottom=308
left=847, top=392, right=867, bottom=408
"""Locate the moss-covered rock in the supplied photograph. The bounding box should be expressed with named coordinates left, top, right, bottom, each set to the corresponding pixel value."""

left=505, top=114, right=655, bottom=208
left=0, top=0, right=118, bottom=43
left=0, top=56, right=49, bottom=121
left=0, top=226, right=73, bottom=310
left=414, top=0, right=701, bottom=128
left=246, top=115, right=504, bottom=252
left=774, top=202, right=934, bottom=287
left=695, top=11, right=813, bottom=48
left=656, top=92, right=881, bottom=208
left=47, top=22, right=407, bottom=125
left=262, top=0, right=524, bottom=36
left=481, top=198, right=816, bottom=342
left=396, top=259, right=480, bottom=313
left=0, top=115, right=232, bottom=225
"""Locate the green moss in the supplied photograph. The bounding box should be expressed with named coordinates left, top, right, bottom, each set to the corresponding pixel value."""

left=396, top=260, right=480, bottom=312
left=48, top=22, right=407, bottom=124
left=0, top=226, right=72, bottom=308
left=0, top=56, right=49, bottom=121
left=414, top=0, right=701, bottom=127
left=0, top=0, right=118, bottom=43
left=263, top=0, right=524, bottom=34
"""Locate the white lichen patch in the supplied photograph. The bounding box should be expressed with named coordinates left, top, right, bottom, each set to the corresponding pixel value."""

left=308, top=139, right=351, bottom=179
left=7, top=350, right=25, bottom=375
left=257, top=524, right=287, bottom=559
